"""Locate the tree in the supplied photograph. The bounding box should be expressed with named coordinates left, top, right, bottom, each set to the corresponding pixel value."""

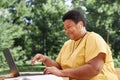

left=0, top=0, right=33, bottom=67
left=72, top=0, right=120, bottom=67
left=0, top=16, right=26, bottom=68
left=85, top=0, right=120, bottom=57
left=25, top=0, right=69, bottom=59
left=0, top=0, right=70, bottom=69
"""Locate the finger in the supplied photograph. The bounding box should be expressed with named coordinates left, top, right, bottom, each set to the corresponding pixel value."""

left=31, top=54, right=41, bottom=61
left=38, top=58, right=44, bottom=62
left=43, top=67, right=51, bottom=74
left=31, top=54, right=45, bottom=65
left=31, top=57, right=35, bottom=65
left=43, top=68, right=47, bottom=74
left=31, top=54, right=41, bottom=65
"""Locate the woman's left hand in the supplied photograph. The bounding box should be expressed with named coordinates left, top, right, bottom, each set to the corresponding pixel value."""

left=44, top=66, right=63, bottom=76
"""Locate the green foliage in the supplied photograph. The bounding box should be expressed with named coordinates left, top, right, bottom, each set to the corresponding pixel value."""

left=0, top=0, right=120, bottom=73
left=0, top=20, right=26, bottom=67
left=0, top=0, right=69, bottom=72
left=72, top=0, right=120, bottom=67
left=0, top=0, right=29, bottom=69
left=85, top=0, right=120, bottom=58
left=18, top=65, right=45, bottom=72
left=24, top=0, right=69, bottom=57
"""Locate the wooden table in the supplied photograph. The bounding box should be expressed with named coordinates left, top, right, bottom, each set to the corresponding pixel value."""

left=1, top=76, right=69, bottom=80
left=0, top=72, right=69, bottom=80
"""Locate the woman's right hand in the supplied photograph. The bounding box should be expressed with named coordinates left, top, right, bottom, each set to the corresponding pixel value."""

left=31, top=54, right=47, bottom=65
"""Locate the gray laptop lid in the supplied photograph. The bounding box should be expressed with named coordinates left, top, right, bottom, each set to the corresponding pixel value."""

left=3, top=48, right=20, bottom=77
left=2, top=48, right=43, bottom=78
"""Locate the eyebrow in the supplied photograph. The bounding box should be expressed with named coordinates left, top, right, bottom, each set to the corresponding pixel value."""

left=65, top=23, right=72, bottom=27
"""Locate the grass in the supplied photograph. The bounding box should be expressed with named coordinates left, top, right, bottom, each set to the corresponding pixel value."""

left=18, top=64, right=45, bottom=72
left=0, top=64, right=45, bottom=75
left=0, top=60, right=46, bottom=75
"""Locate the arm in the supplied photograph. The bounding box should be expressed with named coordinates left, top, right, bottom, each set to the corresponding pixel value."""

left=45, top=52, right=105, bottom=80
left=31, top=54, right=61, bottom=69
left=61, top=52, right=105, bottom=80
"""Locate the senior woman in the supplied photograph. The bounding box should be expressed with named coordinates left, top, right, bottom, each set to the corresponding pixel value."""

left=31, top=10, right=118, bottom=80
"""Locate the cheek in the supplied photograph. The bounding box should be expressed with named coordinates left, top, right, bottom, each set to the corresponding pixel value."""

left=65, top=27, right=77, bottom=35
left=72, top=28, right=77, bottom=33
left=65, top=30, right=71, bottom=35
left=65, top=28, right=71, bottom=34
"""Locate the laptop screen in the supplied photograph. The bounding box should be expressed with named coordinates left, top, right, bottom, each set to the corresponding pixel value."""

left=3, top=48, right=20, bottom=77
left=0, top=53, right=9, bottom=75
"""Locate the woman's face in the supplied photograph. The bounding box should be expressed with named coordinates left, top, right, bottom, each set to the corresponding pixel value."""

left=64, top=19, right=83, bottom=40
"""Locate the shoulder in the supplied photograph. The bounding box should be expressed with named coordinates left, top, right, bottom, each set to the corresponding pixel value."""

left=87, top=32, right=105, bottom=41
left=86, top=32, right=107, bottom=45
left=87, top=32, right=102, bottom=38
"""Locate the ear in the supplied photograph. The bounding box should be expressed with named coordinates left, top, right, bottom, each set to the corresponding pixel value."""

left=77, top=21, right=84, bottom=28
left=79, top=21, right=84, bottom=26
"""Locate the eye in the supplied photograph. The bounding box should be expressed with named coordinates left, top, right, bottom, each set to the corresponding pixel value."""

left=64, top=26, right=71, bottom=30
left=67, top=26, right=71, bottom=29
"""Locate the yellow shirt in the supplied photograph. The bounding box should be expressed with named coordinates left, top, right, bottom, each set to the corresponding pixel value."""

left=56, top=32, right=118, bottom=80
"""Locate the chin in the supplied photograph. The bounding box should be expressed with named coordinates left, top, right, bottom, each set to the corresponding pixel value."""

left=69, top=36, right=75, bottom=40
left=70, top=38, right=76, bottom=40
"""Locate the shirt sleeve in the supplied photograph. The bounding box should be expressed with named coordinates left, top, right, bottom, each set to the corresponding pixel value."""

left=85, top=32, right=108, bottom=62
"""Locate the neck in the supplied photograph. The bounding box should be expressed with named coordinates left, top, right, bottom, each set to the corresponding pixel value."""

left=81, top=30, right=87, bottom=38
left=75, top=29, right=87, bottom=41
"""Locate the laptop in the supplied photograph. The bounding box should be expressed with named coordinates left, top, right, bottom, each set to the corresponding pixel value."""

left=0, top=48, right=43, bottom=79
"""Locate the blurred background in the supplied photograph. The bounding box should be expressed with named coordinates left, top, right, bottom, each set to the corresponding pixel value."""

left=0, top=0, right=120, bottom=74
